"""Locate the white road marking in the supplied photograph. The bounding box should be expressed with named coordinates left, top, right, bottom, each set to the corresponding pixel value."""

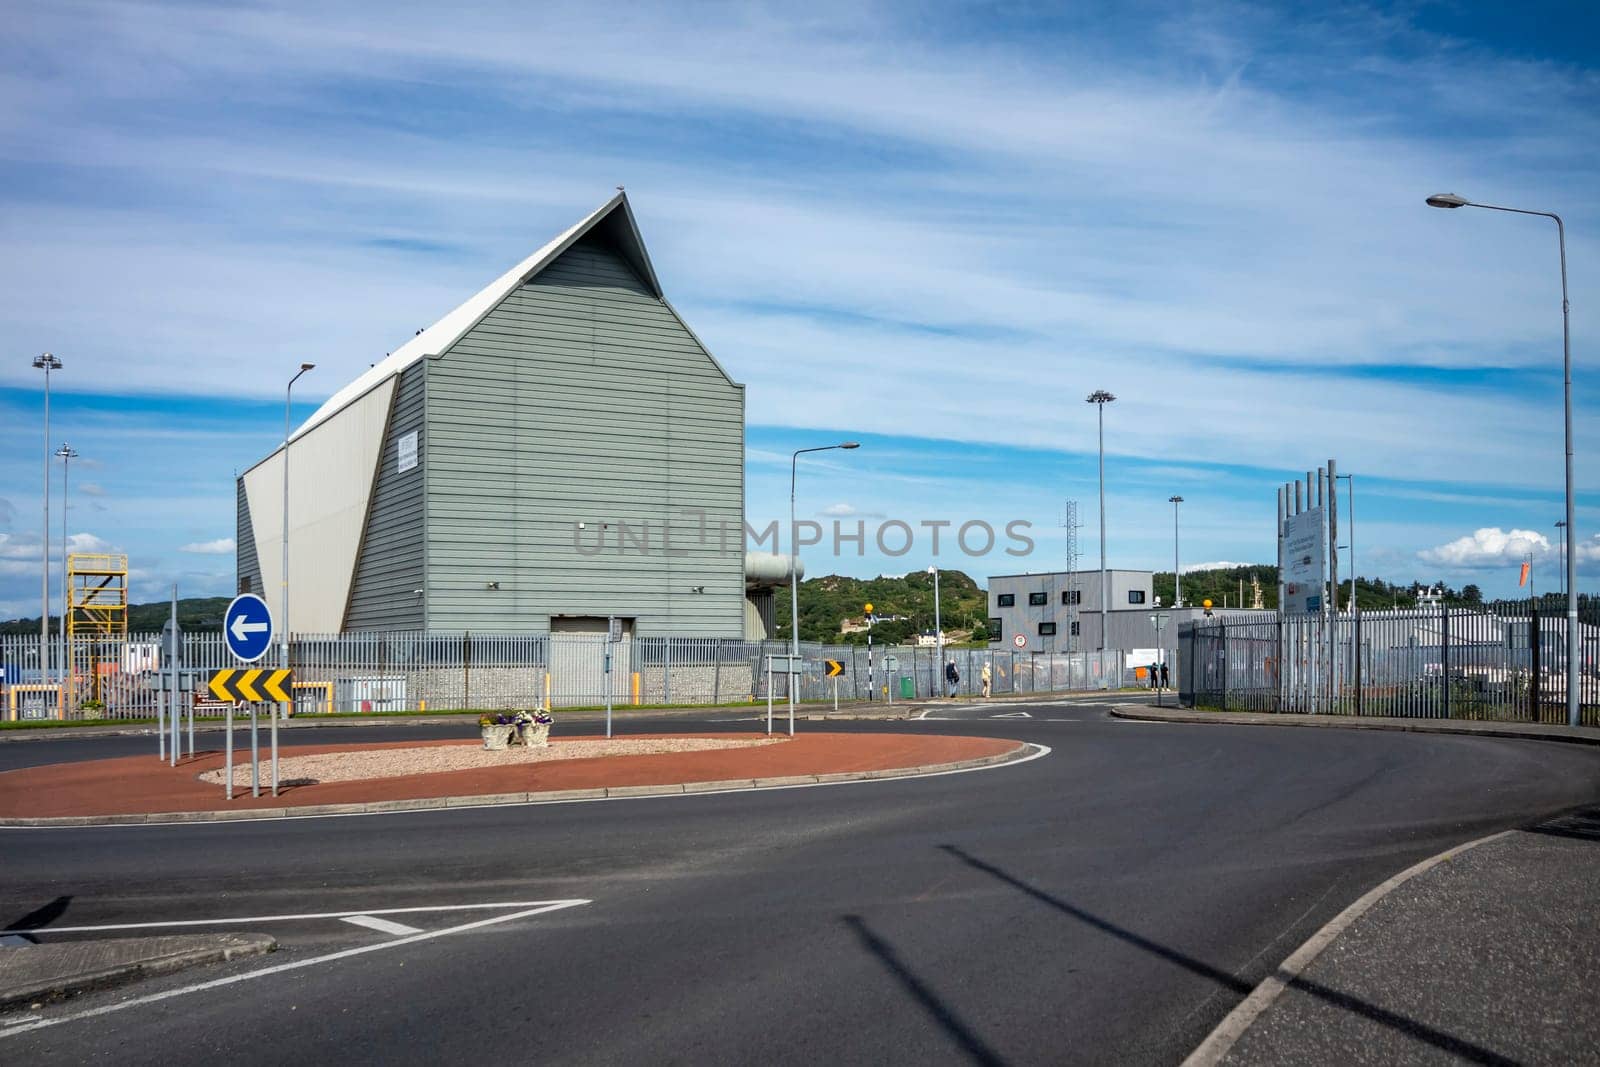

left=339, top=914, right=423, bottom=937
left=4, top=900, right=585, bottom=936
left=0, top=899, right=591, bottom=1039
left=990, top=711, right=1032, bottom=719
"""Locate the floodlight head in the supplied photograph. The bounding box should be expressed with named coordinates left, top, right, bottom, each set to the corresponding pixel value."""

left=54, top=443, right=78, bottom=459
left=1426, top=193, right=1469, bottom=209
left=300, top=362, right=316, bottom=372
left=1086, top=389, right=1116, bottom=404
left=1169, top=495, right=1184, bottom=504
left=32, top=353, right=62, bottom=370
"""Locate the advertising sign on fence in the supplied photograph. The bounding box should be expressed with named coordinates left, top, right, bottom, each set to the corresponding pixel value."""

left=1281, top=508, right=1327, bottom=615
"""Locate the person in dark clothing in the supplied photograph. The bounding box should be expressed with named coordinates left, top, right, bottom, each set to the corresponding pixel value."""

left=944, top=660, right=960, bottom=698
left=1160, top=661, right=1170, bottom=689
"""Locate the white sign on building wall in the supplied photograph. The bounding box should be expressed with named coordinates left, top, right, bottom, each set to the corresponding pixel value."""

left=1281, top=507, right=1327, bottom=615
left=397, top=431, right=419, bottom=473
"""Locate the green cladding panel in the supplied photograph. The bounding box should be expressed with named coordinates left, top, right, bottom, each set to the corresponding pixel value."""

left=344, top=362, right=427, bottom=631
left=423, top=231, right=745, bottom=635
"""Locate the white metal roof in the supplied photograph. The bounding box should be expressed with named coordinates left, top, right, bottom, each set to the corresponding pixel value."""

left=286, top=190, right=654, bottom=446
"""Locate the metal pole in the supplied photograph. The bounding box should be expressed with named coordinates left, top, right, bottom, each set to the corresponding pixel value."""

left=1427, top=195, right=1576, bottom=726
left=251, top=705, right=259, bottom=797
left=931, top=566, right=942, bottom=697
left=766, top=657, right=773, bottom=736
left=33, top=355, right=61, bottom=695
left=282, top=365, right=312, bottom=731
left=169, top=586, right=179, bottom=766
left=225, top=702, right=233, bottom=801
left=271, top=701, right=279, bottom=796
left=1170, top=496, right=1183, bottom=607
left=57, top=443, right=75, bottom=710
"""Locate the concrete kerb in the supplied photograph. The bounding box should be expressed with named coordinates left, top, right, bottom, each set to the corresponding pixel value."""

left=0, top=745, right=1033, bottom=827
left=1181, top=830, right=1513, bottom=1067
left=0, top=933, right=277, bottom=1010
left=1109, top=705, right=1600, bottom=746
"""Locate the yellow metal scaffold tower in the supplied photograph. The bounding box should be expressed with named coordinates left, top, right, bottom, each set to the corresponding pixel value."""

left=67, top=553, right=128, bottom=706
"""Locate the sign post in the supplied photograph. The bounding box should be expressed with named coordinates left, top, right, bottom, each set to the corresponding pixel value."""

left=825, top=659, right=844, bottom=711
left=605, top=615, right=619, bottom=739
left=1150, top=612, right=1169, bottom=706
left=885, top=654, right=899, bottom=706
left=222, top=593, right=277, bottom=797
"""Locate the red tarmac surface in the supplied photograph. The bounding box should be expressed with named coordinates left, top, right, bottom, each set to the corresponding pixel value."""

left=0, top=732, right=1021, bottom=819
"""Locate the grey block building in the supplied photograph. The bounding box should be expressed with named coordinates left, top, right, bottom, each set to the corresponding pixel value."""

left=236, top=192, right=748, bottom=637
left=986, top=569, right=1157, bottom=654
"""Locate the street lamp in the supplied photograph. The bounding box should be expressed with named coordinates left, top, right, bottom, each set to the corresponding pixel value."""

left=55, top=443, right=78, bottom=703
left=1427, top=192, right=1578, bottom=727
left=1337, top=474, right=1355, bottom=610
left=1086, top=390, right=1115, bottom=670
left=1168, top=496, right=1184, bottom=607
left=32, top=353, right=61, bottom=688
left=928, top=564, right=943, bottom=697
left=790, top=441, right=859, bottom=714
left=283, top=363, right=314, bottom=677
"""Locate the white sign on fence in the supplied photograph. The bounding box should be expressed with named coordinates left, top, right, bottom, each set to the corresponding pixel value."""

left=1282, top=507, right=1327, bottom=615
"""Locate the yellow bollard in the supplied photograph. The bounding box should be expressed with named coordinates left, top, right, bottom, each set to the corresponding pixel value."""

left=419, top=699, right=426, bottom=712
left=632, top=672, right=640, bottom=706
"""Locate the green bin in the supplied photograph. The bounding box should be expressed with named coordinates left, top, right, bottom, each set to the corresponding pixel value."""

left=899, top=676, right=914, bottom=699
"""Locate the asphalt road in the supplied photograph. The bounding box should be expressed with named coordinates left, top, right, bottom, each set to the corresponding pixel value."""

left=4, top=700, right=1599, bottom=1065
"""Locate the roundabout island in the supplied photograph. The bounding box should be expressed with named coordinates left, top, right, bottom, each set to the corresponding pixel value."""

left=0, top=729, right=1033, bottom=825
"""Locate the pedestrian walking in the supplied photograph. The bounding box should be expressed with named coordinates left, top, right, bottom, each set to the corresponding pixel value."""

left=1160, top=662, right=1170, bottom=689
left=944, top=660, right=960, bottom=699
left=980, top=662, right=992, bottom=699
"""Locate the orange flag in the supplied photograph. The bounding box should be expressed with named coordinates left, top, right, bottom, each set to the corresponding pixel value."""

left=1518, top=561, right=1530, bottom=587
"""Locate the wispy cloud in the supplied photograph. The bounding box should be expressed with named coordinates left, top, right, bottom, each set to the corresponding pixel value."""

left=179, top=537, right=236, bottom=555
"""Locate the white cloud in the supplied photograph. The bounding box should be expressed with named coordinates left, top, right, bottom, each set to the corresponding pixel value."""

left=1417, top=528, right=1552, bottom=569
left=77, top=482, right=106, bottom=497
left=179, top=537, right=236, bottom=555
left=820, top=503, right=857, bottom=517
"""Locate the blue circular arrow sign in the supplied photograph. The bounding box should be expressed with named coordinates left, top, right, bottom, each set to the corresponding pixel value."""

left=224, top=593, right=275, bottom=663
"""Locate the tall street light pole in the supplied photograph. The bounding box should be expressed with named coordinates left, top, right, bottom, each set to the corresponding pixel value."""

left=1427, top=192, right=1578, bottom=727
left=32, top=353, right=61, bottom=688
left=1168, top=496, right=1184, bottom=607
left=1086, top=391, right=1115, bottom=666
left=790, top=441, right=859, bottom=716
left=283, top=363, right=314, bottom=678
left=1338, top=474, right=1355, bottom=610
left=55, top=443, right=78, bottom=704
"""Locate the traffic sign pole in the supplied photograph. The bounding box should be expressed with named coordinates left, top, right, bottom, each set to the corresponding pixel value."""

left=224, top=702, right=233, bottom=801
left=271, top=702, right=279, bottom=796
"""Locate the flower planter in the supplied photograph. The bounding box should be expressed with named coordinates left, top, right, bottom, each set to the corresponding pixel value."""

left=481, top=724, right=515, bottom=750
left=517, top=722, right=551, bottom=748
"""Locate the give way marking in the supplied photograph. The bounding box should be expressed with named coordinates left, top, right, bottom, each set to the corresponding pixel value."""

left=0, top=898, right=590, bottom=1040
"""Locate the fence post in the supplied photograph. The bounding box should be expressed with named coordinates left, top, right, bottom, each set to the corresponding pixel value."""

left=1529, top=608, right=1541, bottom=723
left=462, top=631, right=472, bottom=710
left=1353, top=610, right=1363, bottom=716
left=712, top=638, right=723, bottom=704
left=1220, top=622, right=1228, bottom=712
left=1440, top=609, right=1450, bottom=719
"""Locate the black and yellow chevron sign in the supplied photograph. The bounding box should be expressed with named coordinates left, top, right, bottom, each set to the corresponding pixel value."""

left=824, top=660, right=845, bottom=677
left=208, top=668, right=294, bottom=703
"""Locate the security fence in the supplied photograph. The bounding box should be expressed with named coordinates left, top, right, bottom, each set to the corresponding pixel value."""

left=1181, top=602, right=1600, bottom=725
left=1, top=630, right=1141, bottom=721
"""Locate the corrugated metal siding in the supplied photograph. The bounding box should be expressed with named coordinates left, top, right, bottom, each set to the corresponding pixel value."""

left=236, top=478, right=262, bottom=597
left=425, top=232, right=744, bottom=635
left=344, top=362, right=427, bottom=631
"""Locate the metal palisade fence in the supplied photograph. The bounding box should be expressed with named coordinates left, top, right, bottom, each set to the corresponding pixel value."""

left=1, top=630, right=1140, bottom=721
left=1181, top=600, right=1600, bottom=725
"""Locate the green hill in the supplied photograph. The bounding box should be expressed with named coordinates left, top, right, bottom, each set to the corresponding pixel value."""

left=0, top=597, right=234, bottom=636
left=773, top=570, right=990, bottom=645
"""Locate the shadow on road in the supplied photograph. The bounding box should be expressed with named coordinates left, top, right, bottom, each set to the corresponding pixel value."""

left=938, top=844, right=1516, bottom=1066
left=2, top=893, right=73, bottom=943
left=841, top=913, right=1005, bottom=1067
left=1526, top=803, right=1600, bottom=843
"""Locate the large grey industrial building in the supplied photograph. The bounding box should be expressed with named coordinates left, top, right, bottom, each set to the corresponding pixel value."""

left=236, top=192, right=762, bottom=638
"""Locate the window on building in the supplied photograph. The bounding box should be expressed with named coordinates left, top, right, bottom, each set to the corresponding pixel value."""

left=1038, top=621, right=1057, bottom=636
left=988, top=618, right=1002, bottom=639
left=997, top=593, right=1015, bottom=607
left=1128, top=590, right=1146, bottom=604
left=1070, top=621, right=1081, bottom=636
left=238, top=576, right=252, bottom=595
left=1061, top=589, right=1080, bottom=605
left=1028, top=591, right=1048, bottom=606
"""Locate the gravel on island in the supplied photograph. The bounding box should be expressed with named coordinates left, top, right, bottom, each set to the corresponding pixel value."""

left=199, top=736, right=787, bottom=787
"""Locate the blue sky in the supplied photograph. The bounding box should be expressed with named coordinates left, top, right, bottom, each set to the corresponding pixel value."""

left=1, top=0, right=1597, bottom=618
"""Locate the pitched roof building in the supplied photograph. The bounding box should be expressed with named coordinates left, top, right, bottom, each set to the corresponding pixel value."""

left=236, top=192, right=747, bottom=637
